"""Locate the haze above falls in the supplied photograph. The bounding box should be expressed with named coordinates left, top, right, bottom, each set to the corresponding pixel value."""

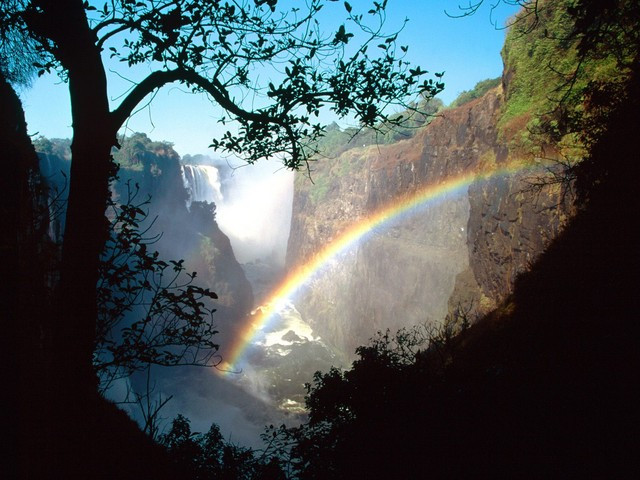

left=179, top=140, right=473, bottom=414
left=182, top=156, right=294, bottom=268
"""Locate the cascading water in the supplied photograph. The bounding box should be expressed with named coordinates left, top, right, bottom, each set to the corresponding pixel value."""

left=182, top=164, right=224, bottom=208
left=178, top=160, right=315, bottom=416
left=39, top=153, right=69, bottom=243
left=181, top=160, right=293, bottom=266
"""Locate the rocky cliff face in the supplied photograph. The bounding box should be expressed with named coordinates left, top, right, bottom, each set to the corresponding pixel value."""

left=36, top=136, right=254, bottom=349
left=286, top=87, right=573, bottom=358
left=463, top=166, right=573, bottom=311
left=113, top=142, right=254, bottom=348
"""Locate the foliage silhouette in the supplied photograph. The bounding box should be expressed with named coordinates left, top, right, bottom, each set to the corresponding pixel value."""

left=160, top=414, right=289, bottom=480
left=0, top=0, right=40, bottom=85
left=96, top=181, right=220, bottom=394
left=246, top=314, right=473, bottom=480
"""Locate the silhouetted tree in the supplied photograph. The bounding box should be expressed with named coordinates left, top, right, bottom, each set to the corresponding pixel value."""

left=0, top=0, right=39, bottom=85
left=2, top=0, right=442, bottom=399
left=256, top=320, right=471, bottom=480
left=160, top=414, right=289, bottom=479
left=161, top=414, right=205, bottom=477
left=1, top=68, right=54, bottom=480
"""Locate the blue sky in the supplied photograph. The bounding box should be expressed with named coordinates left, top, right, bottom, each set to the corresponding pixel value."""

left=19, top=0, right=521, bottom=157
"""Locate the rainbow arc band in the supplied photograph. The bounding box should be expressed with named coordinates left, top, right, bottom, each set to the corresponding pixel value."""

left=218, top=160, right=546, bottom=375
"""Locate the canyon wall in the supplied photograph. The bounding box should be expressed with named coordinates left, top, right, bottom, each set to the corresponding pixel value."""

left=114, top=140, right=255, bottom=351
left=37, top=136, right=254, bottom=351
left=286, top=87, right=573, bottom=358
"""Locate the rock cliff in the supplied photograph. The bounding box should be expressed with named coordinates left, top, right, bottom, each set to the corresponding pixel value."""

left=286, top=87, right=573, bottom=358
left=37, top=135, right=254, bottom=350
left=112, top=138, right=254, bottom=349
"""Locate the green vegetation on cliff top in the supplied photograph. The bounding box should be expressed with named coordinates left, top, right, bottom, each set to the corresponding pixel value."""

left=305, top=0, right=635, bottom=197
left=112, top=132, right=177, bottom=172
left=498, top=0, right=632, bottom=152
left=449, top=77, right=501, bottom=109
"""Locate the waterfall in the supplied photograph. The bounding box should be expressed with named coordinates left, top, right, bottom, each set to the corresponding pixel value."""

left=181, top=164, right=224, bottom=208
left=38, top=153, right=68, bottom=243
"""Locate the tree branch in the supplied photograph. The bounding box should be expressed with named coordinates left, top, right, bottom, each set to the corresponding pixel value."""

left=110, top=69, right=183, bottom=129
left=111, top=67, right=288, bottom=139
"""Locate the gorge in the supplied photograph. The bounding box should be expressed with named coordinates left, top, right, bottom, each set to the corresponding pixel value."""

left=34, top=39, right=576, bottom=444
left=8, top=0, right=638, bottom=476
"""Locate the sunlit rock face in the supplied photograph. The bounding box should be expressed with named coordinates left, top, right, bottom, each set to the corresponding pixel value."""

left=287, top=88, right=573, bottom=359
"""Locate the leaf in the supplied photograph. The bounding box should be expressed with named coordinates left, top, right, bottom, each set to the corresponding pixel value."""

left=333, top=24, right=353, bottom=45
left=344, top=2, right=352, bottom=13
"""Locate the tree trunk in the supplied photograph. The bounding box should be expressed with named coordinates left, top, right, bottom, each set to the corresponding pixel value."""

left=31, top=0, right=115, bottom=390
left=32, top=1, right=118, bottom=475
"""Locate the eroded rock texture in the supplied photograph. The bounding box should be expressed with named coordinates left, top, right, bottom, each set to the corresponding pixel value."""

left=287, top=88, right=573, bottom=358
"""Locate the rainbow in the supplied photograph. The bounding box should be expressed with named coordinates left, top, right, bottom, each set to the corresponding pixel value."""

left=218, top=160, right=544, bottom=374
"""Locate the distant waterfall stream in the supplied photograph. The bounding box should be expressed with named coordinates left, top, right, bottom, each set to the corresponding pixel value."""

left=181, top=164, right=224, bottom=208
